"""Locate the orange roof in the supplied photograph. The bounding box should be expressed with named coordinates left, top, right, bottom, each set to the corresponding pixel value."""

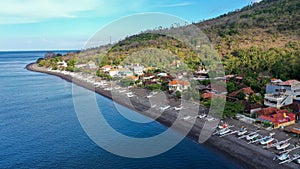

left=168, top=80, right=190, bottom=86
left=126, top=76, right=139, bottom=81
left=102, top=65, right=111, bottom=69
left=180, top=81, right=190, bottom=86
left=229, top=87, right=254, bottom=97
left=169, top=79, right=180, bottom=85
left=256, top=107, right=278, bottom=116
left=202, top=93, right=213, bottom=99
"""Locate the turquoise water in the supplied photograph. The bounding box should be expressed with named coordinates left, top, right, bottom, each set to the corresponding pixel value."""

left=0, top=51, right=243, bottom=168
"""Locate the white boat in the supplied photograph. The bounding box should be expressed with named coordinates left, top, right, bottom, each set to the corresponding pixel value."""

left=146, top=95, right=153, bottom=98
left=246, top=133, right=259, bottom=141
left=260, top=136, right=274, bottom=145
left=237, top=127, right=247, bottom=136
left=174, top=106, right=183, bottom=111
left=182, top=115, right=192, bottom=121
left=198, top=114, right=206, bottom=119
left=276, top=153, right=290, bottom=161
left=276, top=142, right=290, bottom=150
left=127, top=93, right=135, bottom=97
left=151, top=104, right=157, bottom=108
left=104, top=87, right=112, bottom=91
left=219, top=128, right=231, bottom=136
left=160, top=105, right=170, bottom=111
left=279, top=153, right=300, bottom=165
left=206, top=116, right=216, bottom=122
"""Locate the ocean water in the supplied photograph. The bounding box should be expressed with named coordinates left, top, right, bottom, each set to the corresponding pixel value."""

left=0, top=51, right=243, bottom=169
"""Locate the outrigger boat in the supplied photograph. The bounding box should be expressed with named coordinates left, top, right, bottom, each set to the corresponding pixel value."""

left=274, top=153, right=290, bottom=161
left=248, top=135, right=262, bottom=144
left=263, top=138, right=290, bottom=149
left=246, top=132, right=260, bottom=141
left=279, top=144, right=300, bottom=154
left=213, top=125, right=234, bottom=135
left=218, top=128, right=231, bottom=136
left=237, top=126, right=247, bottom=136
left=279, top=153, right=300, bottom=165
left=239, top=130, right=259, bottom=140
left=275, top=138, right=291, bottom=150
left=260, top=133, right=275, bottom=145
left=219, top=130, right=237, bottom=138
left=276, top=142, right=291, bottom=151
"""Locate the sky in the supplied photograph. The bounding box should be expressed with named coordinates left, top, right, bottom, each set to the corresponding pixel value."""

left=0, top=0, right=262, bottom=51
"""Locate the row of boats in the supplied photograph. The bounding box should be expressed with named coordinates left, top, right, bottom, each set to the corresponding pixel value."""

left=213, top=123, right=300, bottom=165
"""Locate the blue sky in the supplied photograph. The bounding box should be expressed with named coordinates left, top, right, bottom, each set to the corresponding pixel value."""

left=0, top=0, right=261, bottom=51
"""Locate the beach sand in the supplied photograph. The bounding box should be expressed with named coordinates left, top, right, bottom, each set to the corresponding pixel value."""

left=26, top=63, right=299, bottom=169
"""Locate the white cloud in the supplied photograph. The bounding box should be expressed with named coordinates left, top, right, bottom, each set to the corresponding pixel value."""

left=0, top=0, right=150, bottom=24
left=163, top=2, right=193, bottom=7
left=249, top=0, right=262, bottom=3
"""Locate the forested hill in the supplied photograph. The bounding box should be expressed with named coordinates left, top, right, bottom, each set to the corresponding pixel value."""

left=197, top=0, right=299, bottom=57
left=83, top=0, right=299, bottom=80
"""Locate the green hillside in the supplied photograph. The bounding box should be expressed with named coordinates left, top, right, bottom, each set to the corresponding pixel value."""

left=104, top=0, right=300, bottom=80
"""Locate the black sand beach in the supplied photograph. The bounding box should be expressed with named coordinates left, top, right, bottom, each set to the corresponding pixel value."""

left=26, top=63, right=299, bottom=169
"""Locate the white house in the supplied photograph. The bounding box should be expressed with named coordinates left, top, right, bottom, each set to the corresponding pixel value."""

left=168, top=79, right=190, bottom=92
left=102, top=65, right=112, bottom=72
left=264, top=79, right=300, bottom=108
left=132, top=65, right=144, bottom=75
left=57, top=61, right=67, bottom=69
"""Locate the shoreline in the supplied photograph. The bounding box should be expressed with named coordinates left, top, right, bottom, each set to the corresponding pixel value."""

left=26, top=63, right=298, bottom=169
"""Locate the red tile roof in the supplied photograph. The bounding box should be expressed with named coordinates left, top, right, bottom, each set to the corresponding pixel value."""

left=258, top=109, right=295, bottom=124
left=168, top=79, right=190, bottom=86
left=256, top=107, right=278, bottom=116
left=228, top=87, right=254, bottom=97
left=102, top=65, right=111, bottom=69
left=202, top=93, right=213, bottom=99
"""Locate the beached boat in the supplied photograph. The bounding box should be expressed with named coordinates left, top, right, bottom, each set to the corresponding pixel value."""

left=174, top=106, right=183, bottom=111
left=198, top=114, right=206, bottom=119
left=237, top=127, right=247, bottom=136
left=219, top=128, right=231, bottom=136
left=127, top=93, right=135, bottom=97
left=181, top=115, right=192, bottom=121
left=279, top=154, right=300, bottom=165
left=276, top=153, right=290, bottom=161
left=160, top=105, right=170, bottom=111
left=276, top=142, right=290, bottom=150
left=279, top=144, right=300, bottom=154
left=260, top=136, right=274, bottom=145
left=220, top=130, right=237, bottom=138
left=246, top=132, right=260, bottom=141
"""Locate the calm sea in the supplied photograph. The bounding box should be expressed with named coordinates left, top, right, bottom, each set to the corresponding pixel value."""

left=0, top=51, right=243, bottom=169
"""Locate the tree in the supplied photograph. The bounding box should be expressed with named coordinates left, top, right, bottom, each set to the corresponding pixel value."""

left=175, top=91, right=181, bottom=98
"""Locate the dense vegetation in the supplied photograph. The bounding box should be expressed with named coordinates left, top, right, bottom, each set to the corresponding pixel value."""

left=37, top=0, right=300, bottom=118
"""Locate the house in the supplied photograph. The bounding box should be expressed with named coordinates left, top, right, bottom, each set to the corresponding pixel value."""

left=86, top=61, right=97, bottom=69
left=140, top=73, right=155, bottom=80
left=264, top=79, right=300, bottom=108
left=228, top=87, right=254, bottom=99
left=126, top=76, right=139, bottom=81
left=118, top=69, right=134, bottom=77
left=256, top=108, right=296, bottom=129
left=102, top=65, right=111, bottom=72
left=132, top=65, right=144, bottom=75
left=282, top=102, right=300, bottom=121
left=168, top=79, right=190, bottom=92
left=202, top=92, right=213, bottom=100
left=109, top=69, right=122, bottom=77
left=157, top=73, right=168, bottom=77
left=57, top=61, right=67, bottom=69
left=75, top=64, right=86, bottom=69
left=244, top=103, right=262, bottom=116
